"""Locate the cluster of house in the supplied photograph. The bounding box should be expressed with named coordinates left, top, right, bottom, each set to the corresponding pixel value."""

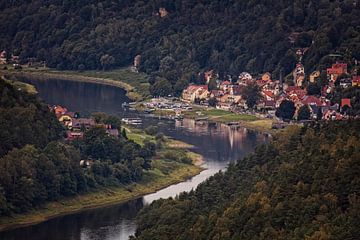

left=182, top=62, right=359, bottom=121
left=0, top=50, right=19, bottom=66
left=51, top=105, right=119, bottom=140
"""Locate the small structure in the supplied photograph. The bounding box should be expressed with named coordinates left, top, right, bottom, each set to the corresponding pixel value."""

left=339, top=78, right=352, bottom=88
left=309, top=71, right=320, bottom=83
left=71, top=118, right=96, bottom=131
left=352, top=76, right=360, bottom=87
left=0, top=51, right=7, bottom=64
left=52, top=105, right=68, bottom=117
left=238, top=72, right=252, bottom=85
left=341, top=98, right=351, bottom=108
left=134, top=55, right=141, bottom=68
left=159, top=7, right=168, bottom=17
left=327, top=63, right=348, bottom=82
left=219, top=81, right=231, bottom=92
left=182, top=85, right=208, bottom=103
left=261, top=72, right=272, bottom=81
left=204, top=70, right=214, bottom=84
left=293, top=63, right=305, bottom=86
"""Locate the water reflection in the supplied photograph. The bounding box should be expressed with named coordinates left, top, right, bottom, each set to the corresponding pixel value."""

left=0, top=199, right=143, bottom=240
left=0, top=78, right=267, bottom=240
left=14, top=77, right=130, bottom=116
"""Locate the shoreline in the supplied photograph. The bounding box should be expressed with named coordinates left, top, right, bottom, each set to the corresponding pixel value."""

left=1, top=69, right=276, bottom=134
left=0, top=138, right=204, bottom=232
left=147, top=108, right=276, bottom=134
left=0, top=69, right=142, bottom=101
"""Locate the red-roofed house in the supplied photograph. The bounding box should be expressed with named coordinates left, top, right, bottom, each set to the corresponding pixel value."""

left=262, top=90, right=274, bottom=101
left=220, top=81, right=231, bottom=92
left=182, top=85, right=209, bottom=103
left=285, top=86, right=306, bottom=99
left=210, top=90, right=224, bottom=98
left=53, top=105, right=68, bottom=117
left=70, top=118, right=96, bottom=131
left=302, top=95, right=322, bottom=107
left=324, top=110, right=343, bottom=121
left=341, top=98, right=351, bottom=108
left=66, top=131, right=84, bottom=140
left=327, top=63, right=348, bottom=82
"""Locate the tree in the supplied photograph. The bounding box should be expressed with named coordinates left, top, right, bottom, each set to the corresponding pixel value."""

left=145, top=126, right=158, bottom=135
left=276, top=100, right=296, bottom=120
left=307, top=83, right=321, bottom=95
left=242, top=82, right=262, bottom=109
left=316, top=108, right=323, bottom=121
left=100, top=54, right=115, bottom=70
left=150, top=78, right=173, bottom=97
left=208, top=97, right=218, bottom=107
left=208, top=76, right=217, bottom=91
left=297, top=105, right=311, bottom=121
left=122, top=128, right=127, bottom=139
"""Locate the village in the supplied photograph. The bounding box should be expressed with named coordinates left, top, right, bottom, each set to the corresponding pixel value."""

left=51, top=105, right=120, bottom=141
left=180, top=60, right=360, bottom=122
left=2, top=48, right=360, bottom=124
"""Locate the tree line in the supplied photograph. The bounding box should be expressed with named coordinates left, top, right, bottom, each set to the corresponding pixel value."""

left=133, top=121, right=360, bottom=239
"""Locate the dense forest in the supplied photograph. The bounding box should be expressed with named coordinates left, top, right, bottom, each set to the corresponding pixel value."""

left=0, top=79, right=63, bottom=157
left=0, top=79, right=156, bottom=216
left=1, top=0, right=360, bottom=94
left=134, top=121, right=360, bottom=239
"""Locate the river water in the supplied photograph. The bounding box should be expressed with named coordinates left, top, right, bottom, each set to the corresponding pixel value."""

left=0, top=78, right=268, bottom=240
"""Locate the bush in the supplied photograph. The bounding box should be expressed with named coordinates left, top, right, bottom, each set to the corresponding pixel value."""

left=145, top=126, right=158, bottom=135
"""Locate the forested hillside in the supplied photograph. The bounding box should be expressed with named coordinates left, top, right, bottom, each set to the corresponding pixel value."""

left=0, top=79, right=63, bottom=157
left=134, top=121, right=360, bottom=239
left=0, top=79, right=156, bottom=216
left=1, top=0, right=360, bottom=94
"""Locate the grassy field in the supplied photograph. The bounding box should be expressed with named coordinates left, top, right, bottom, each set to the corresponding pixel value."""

left=0, top=128, right=203, bottom=232
left=2, top=77, right=37, bottom=94
left=238, top=119, right=275, bottom=133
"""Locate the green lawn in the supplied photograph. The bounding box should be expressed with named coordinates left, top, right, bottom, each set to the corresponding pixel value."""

left=183, top=108, right=259, bottom=122
left=126, top=129, right=155, bottom=146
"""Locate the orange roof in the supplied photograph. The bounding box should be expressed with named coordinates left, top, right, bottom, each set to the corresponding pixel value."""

left=221, top=81, right=231, bottom=85
left=263, top=90, right=274, bottom=98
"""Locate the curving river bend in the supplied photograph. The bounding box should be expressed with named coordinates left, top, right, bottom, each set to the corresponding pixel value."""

left=0, top=78, right=268, bottom=240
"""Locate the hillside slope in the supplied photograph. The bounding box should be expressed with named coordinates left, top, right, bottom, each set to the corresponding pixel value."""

left=0, top=79, right=63, bottom=157
left=1, top=1, right=360, bottom=90
left=134, top=121, right=360, bottom=239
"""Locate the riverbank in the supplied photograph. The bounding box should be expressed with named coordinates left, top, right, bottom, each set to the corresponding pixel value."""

left=1, top=75, right=37, bottom=94
left=0, top=66, right=149, bottom=101
left=0, top=132, right=203, bottom=232
left=146, top=106, right=276, bottom=134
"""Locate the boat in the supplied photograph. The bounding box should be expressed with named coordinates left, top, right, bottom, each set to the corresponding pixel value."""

left=121, top=118, right=142, bottom=125
left=226, top=122, right=239, bottom=126
left=195, top=117, right=208, bottom=121
left=144, top=108, right=155, bottom=114
left=121, top=102, right=130, bottom=108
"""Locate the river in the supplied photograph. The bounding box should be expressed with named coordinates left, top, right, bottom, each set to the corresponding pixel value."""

left=0, top=78, right=268, bottom=240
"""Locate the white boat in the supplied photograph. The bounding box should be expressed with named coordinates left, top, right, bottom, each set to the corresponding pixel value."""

left=121, top=118, right=142, bottom=125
